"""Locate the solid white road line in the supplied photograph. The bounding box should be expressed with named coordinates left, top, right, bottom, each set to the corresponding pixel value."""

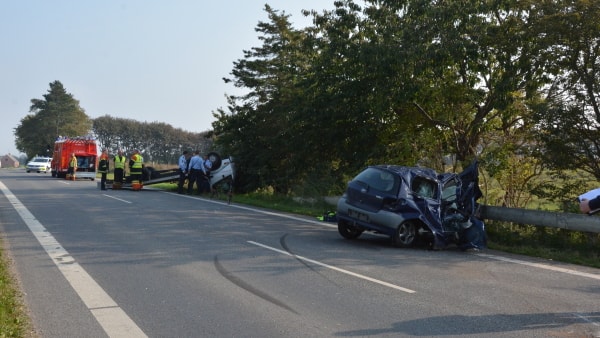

left=476, top=252, right=600, bottom=280
left=0, top=181, right=147, bottom=338
left=248, top=240, right=416, bottom=294
left=175, top=192, right=337, bottom=228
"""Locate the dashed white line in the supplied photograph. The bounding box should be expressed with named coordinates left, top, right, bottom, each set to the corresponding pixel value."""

left=103, top=194, right=132, bottom=204
left=0, top=181, right=147, bottom=338
left=248, top=240, right=416, bottom=294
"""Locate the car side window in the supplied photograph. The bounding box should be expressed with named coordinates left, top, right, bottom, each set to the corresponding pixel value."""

left=412, top=177, right=436, bottom=199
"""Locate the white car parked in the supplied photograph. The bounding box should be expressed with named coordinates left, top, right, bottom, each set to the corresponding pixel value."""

left=26, top=156, right=52, bottom=173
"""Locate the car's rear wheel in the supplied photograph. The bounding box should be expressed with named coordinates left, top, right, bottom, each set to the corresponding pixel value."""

left=393, top=221, right=418, bottom=247
left=338, top=219, right=364, bottom=239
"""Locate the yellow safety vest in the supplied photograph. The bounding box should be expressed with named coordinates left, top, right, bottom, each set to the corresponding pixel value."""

left=114, top=155, right=126, bottom=169
left=131, top=154, right=143, bottom=170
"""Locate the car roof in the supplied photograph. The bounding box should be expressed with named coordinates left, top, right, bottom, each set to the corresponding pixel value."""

left=371, top=165, right=439, bottom=179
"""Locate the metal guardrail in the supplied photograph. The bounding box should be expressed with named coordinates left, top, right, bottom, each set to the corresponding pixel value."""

left=479, top=205, right=600, bottom=233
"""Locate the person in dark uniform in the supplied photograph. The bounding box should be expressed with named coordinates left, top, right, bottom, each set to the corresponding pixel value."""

left=187, top=150, right=205, bottom=195
left=98, top=150, right=109, bottom=190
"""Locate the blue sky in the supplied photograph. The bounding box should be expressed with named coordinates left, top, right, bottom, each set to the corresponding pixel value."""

left=0, top=1, right=335, bottom=157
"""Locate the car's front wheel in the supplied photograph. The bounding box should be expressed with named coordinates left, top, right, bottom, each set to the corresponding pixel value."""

left=338, top=219, right=364, bottom=239
left=393, top=221, right=418, bottom=247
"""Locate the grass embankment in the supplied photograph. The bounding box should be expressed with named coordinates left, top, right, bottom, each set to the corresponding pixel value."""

left=0, top=244, right=32, bottom=337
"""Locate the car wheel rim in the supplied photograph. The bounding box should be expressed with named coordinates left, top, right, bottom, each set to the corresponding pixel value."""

left=398, top=223, right=415, bottom=244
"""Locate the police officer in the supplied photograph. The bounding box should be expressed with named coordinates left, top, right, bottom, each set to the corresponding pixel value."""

left=177, top=150, right=191, bottom=194
left=187, top=150, right=205, bottom=195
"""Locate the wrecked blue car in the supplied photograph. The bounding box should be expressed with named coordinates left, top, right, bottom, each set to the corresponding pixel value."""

left=336, top=161, right=486, bottom=250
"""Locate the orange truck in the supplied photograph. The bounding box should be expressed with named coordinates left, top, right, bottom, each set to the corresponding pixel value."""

left=51, top=136, right=99, bottom=180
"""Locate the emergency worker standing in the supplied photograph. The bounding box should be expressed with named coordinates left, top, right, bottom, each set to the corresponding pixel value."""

left=67, top=153, right=77, bottom=180
left=113, top=149, right=126, bottom=189
left=129, top=149, right=144, bottom=190
left=98, top=150, right=109, bottom=190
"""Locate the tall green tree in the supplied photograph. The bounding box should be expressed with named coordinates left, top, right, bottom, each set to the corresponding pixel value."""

left=217, top=5, right=315, bottom=193
left=529, top=0, right=600, bottom=179
left=14, top=81, right=91, bottom=158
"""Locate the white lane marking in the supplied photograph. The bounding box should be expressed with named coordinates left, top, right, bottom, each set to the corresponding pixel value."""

left=104, top=194, right=132, bottom=204
left=173, top=192, right=337, bottom=228
left=476, top=253, right=600, bottom=281
left=248, top=240, right=416, bottom=294
left=0, top=181, right=147, bottom=338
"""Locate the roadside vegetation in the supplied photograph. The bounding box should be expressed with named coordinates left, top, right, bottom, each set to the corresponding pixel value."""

left=0, top=243, right=32, bottom=338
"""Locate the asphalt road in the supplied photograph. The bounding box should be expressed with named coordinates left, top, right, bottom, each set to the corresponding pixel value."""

left=0, top=169, right=599, bottom=338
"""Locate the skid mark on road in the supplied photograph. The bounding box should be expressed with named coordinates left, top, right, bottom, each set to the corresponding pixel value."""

left=213, top=255, right=298, bottom=314
left=0, top=181, right=147, bottom=338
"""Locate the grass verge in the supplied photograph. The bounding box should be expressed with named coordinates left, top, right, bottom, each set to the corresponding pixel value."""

left=0, top=242, right=32, bottom=337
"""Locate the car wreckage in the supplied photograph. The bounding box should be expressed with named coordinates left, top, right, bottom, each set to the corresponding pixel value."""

left=336, top=161, right=486, bottom=250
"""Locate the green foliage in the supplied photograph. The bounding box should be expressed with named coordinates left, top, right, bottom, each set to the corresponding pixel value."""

left=92, top=115, right=212, bottom=165
left=486, top=220, right=600, bottom=268
left=528, top=0, right=600, bottom=179
left=215, top=1, right=590, bottom=200
left=14, top=80, right=91, bottom=159
left=0, top=247, right=30, bottom=337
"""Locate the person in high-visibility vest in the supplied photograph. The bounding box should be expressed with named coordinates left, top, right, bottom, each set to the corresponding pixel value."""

left=113, top=149, right=126, bottom=189
left=67, top=153, right=77, bottom=180
left=129, top=149, right=144, bottom=189
left=98, top=150, right=109, bottom=190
